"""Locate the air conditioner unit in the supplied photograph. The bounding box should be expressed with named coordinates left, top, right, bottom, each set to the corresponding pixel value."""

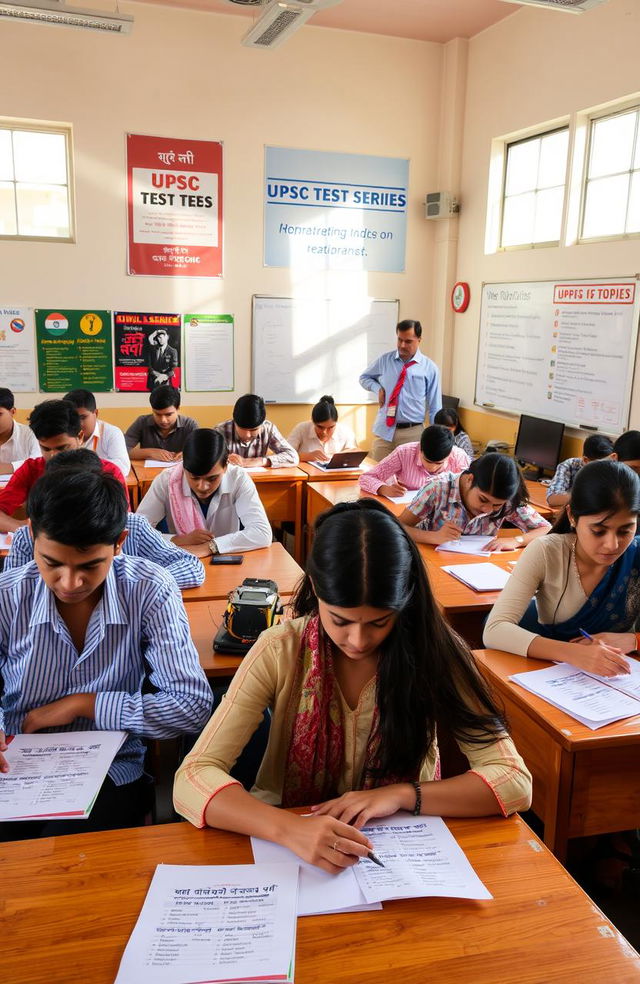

left=242, top=0, right=341, bottom=49
left=0, top=0, right=133, bottom=32
left=499, top=0, right=606, bottom=11
left=425, top=192, right=460, bottom=220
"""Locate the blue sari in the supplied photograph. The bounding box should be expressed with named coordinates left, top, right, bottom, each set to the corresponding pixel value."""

left=519, top=536, right=640, bottom=642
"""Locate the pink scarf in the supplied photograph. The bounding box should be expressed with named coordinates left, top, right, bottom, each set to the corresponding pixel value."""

left=168, top=463, right=203, bottom=534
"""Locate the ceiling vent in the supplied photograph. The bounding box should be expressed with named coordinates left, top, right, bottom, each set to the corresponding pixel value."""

left=499, top=0, right=607, bottom=11
left=0, top=0, right=133, bottom=31
left=242, top=0, right=341, bottom=48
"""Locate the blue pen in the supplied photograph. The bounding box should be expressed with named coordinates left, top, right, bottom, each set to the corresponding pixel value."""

left=579, top=628, right=594, bottom=641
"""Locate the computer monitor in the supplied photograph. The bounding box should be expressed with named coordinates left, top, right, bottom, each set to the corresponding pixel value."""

left=442, top=394, right=460, bottom=409
left=514, top=414, right=565, bottom=479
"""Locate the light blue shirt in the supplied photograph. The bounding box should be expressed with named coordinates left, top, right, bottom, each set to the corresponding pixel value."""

left=359, top=348, right=442, bottom=442
left=0, top=556, right=213, bottom=785
left=6, top=513, right=205, bottom=590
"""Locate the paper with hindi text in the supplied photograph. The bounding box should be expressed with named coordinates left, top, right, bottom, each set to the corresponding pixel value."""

left=114, top=863, right=299, bottom=984
left=510, top=662, right=640, bottom=729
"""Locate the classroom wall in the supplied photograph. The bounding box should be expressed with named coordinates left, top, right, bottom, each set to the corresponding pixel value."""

left=453, top=0, right=640, bottom=455
left=2, top=4, right=443, bottom=444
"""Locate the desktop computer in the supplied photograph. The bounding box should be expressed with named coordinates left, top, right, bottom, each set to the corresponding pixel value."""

left=514, top=414, right=565, bottom=480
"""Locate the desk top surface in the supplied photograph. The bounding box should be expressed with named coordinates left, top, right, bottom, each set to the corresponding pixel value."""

left=524, top=479, right=555, bottom=517
left=306, top=480, right=407, bottom=517
left=418, top=532, right=518, bottom=613
left=297, top=457, right=376, bottom=480
left=186, top=600, right=245, bottom=677
left=3, top=815, right=638, bottom=984
left=475, top=648, right=640, bottom=750
left=133, top=462, right=307, bottom=486
left=181, top=541, right=303, bottom=603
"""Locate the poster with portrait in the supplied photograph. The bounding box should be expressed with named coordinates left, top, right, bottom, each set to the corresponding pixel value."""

left=35, top=309, right=112, bottom=392
left=114, top=311, right=181, bottom=392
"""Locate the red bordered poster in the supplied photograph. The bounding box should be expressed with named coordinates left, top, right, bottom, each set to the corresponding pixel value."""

left=127, top=134, right=223, bottom=278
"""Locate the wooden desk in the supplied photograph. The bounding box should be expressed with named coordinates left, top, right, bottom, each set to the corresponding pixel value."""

left=125, top=469, right=140, bottom=510
left=525, top=478, right=555, bottom=520
left=4, top=816, right=639, bottom=984
left=186, top=599, right=249, bottom=679
left=297, top=456, right=376, bottom=481
left=418, top=534, right=517, bottom=615
left=475, top=648, right=640, bottom=863
left=181, top=542, right=303, bottom=603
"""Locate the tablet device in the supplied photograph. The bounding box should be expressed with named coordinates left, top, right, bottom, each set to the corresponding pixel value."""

left=314, top=450, right=368, bottom=470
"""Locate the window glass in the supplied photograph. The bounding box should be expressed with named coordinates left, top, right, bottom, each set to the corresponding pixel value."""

left=0, top=122, right=72, bottom=240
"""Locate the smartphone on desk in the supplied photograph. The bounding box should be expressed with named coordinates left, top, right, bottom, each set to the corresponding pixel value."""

left=210, top=554, right=244, bottom=565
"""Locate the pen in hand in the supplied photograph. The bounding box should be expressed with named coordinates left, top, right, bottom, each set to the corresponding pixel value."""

left=366, top=850, right=385, bottom=867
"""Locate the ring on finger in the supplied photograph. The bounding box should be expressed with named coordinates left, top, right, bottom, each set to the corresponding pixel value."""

left=332, top=840, right=339, bottom=852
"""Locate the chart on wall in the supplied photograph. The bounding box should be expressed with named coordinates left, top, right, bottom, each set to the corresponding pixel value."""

left=0, top=307, right=37, bottom=391
left=35, top=309, right=113, bottom=392
left=475, top=278, right=640, bottom=431
left=183, top=314, right=233, bottom=392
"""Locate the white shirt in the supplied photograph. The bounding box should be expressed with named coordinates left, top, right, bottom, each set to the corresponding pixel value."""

left=287, top=420, right=357, bottom=458
left=84, top=420, right=131, bottom=476
left=136, top=463, right=273, bottom=554
left=0, top=419, right=40, bottom=472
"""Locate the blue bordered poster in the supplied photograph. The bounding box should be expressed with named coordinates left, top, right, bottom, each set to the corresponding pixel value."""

left=264, top=147, right=408, bottom=273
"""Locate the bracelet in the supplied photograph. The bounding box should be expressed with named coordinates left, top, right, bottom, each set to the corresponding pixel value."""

left=412, top=780, right=422, bottom=816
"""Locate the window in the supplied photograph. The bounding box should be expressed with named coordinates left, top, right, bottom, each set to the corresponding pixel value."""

left=0, top=123, right=73, bottom=240
left=581, top=106, right=640, bottom=240
left=500, top=127, right=569, bottom=248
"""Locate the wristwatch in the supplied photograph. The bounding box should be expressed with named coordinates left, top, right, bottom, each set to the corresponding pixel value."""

left=515, top=535, right=525, bottom=547
left=208, top=538, right=219, bottom=555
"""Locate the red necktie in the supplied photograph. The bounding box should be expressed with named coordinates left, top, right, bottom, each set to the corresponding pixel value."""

left=386, top=359, right=416, bottom=427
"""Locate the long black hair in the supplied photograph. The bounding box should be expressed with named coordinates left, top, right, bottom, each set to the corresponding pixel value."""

left=465, top=453, right=529, bottom=509
left=434, top=407, right=461, bottom=435
left=291, top=499, right=505, bottom=780
left=553, top=459, right=640, bottom=534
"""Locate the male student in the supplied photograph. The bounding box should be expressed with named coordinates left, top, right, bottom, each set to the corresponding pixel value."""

left=125, top=385, right=198, bottom=462
left=612, top=430, right=640, bottom=477
left=137, top=429, right=272, bottom=556
left=63, top=388, right=131, bottom=477
left=546, top=434, right=614, bottom=506
left=0, top=400, right=127, bottom=533
left=359, top=319, right=442, bottom=461
left=6, top=449, right=205, bottom=589
left=146, top=328, right=179, bottom=390
left=359, top=424, right=469, bottom=498
left=216, top=394, right=298, bottom=468
left=0, top=387, right=39, bottom=474
left=0, top=468, right=212, bottom=837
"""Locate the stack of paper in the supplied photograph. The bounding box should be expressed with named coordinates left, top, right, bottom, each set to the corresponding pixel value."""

left=441, top=563, right=511, bottom=592
left=143, top=459, right=178, bottom=469
left=114, top=863, right=299, bottom=984
left=379, top=488, right=419, bottom=504
left=0, top=731, right=126, bottom=821
left=510, top=661, right=640, bottom=729
left=435, top=535, right=494, bottom=556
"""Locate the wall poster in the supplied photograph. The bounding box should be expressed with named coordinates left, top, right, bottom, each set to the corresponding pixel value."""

left=114, top=311, right=181, bottom=392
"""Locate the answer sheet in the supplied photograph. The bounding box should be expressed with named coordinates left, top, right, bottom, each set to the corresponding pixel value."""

left=353, top=814, right=492, bottom=903
left=442, top=563, right=511, bottom=592
left=114, top=863, right=298, bottom=984
left=143, top=459, right=178, bottom=469
left=510, top=663, right=640, bottom=729
left=435, top=535, right=494, bottom=557
left=379, top=488, right=419, bottom=504
left=251, top=833, right=381, bottom=916
left=0, top=731, right=126, bottom=820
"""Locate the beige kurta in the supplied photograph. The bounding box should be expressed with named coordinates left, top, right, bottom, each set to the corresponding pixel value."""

left=174, top=617, right=532, bottom=827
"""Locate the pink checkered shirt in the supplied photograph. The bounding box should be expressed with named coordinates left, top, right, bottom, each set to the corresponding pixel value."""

left=359, top=443, right=469, bottom=496
left=407, top=472, right=550, bottom=534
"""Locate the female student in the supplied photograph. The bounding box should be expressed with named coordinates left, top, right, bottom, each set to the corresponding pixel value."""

left=137, top=428, right=272, bottom=557
left=174, top=500, right=532, bottom=873
left=359, top=424, right=469, bottom=498
left=399, top=453, right=551, bottom=550
left=483, top=459, right=640, bottom=677
left=434, top=408, right=475, bottom=461
left=288, top=395, right=357, bottom=464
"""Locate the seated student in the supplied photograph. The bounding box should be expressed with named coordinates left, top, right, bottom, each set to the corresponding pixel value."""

left=0, top=468, right=212, bottom=838
left=6, top=449, right=205, bottom=589
left=137, top=429, right=272, bottom=557
left=546, top=434, right=613, bottom=507
left=125, top=385, right=198, bottom=462
left=287, top=395, right=357, bottom=464
left=217, top=394, right=299, bottom=469
left=360, top=424, right=469, bottom=498
left=0, top=400, right=127, bottom=534
left=484, top=460, right=639, bottom=678
left=0, top=387, right=39, bottom=475
left=63, top=388, right=131, bottom=477
left=399, top=453, right=551, bottom=551
left=612, top=430, right=640, bottom=477
left=174, top=501, right=531, bottom=871
left=433, top=407, right=475, bottom=461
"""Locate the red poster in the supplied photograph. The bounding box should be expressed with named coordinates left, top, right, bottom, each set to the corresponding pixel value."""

left=127, top=134, right=223, bottom=278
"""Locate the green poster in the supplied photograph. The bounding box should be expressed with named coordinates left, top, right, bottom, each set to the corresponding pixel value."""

left=36, top=309, right=113, bottom=392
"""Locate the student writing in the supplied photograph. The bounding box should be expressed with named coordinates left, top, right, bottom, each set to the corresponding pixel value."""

left=287, top=395, right=357, bottom=464
left=125, top=385, right=198, bottom=462
left=174, top=500, right=531, bottom=873
left=399, top=453, right=551, bottom=551
left=483, top=460, right=639, bottom=677
left=359, top=424, right=469, bottom=498
left=217, top=394, right=299, bottom=469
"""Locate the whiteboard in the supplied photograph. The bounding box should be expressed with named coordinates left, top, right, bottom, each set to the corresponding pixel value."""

left=252, top=295, right=399, bottom=404
left=475, top=278, right=640, bottom=432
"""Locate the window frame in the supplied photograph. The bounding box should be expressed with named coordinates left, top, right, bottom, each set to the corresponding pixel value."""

left=0, top=119, right=75, bottom=244
left=578, top=103, right=640, bottom=245
left=498, top=124, right=570, bottom=251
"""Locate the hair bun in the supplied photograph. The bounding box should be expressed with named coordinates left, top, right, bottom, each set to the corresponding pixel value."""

left=319, top=395, right=335, bottom=405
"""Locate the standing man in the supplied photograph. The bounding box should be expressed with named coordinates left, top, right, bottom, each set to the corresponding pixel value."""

left=146, top=328, right=178, bottom=390
left=359, top=319, right=442, bottom=462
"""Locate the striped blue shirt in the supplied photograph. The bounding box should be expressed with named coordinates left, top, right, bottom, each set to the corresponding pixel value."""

left=0, top=556, right=213, bottom=785
left=6, top=513, right=205, bottom=589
